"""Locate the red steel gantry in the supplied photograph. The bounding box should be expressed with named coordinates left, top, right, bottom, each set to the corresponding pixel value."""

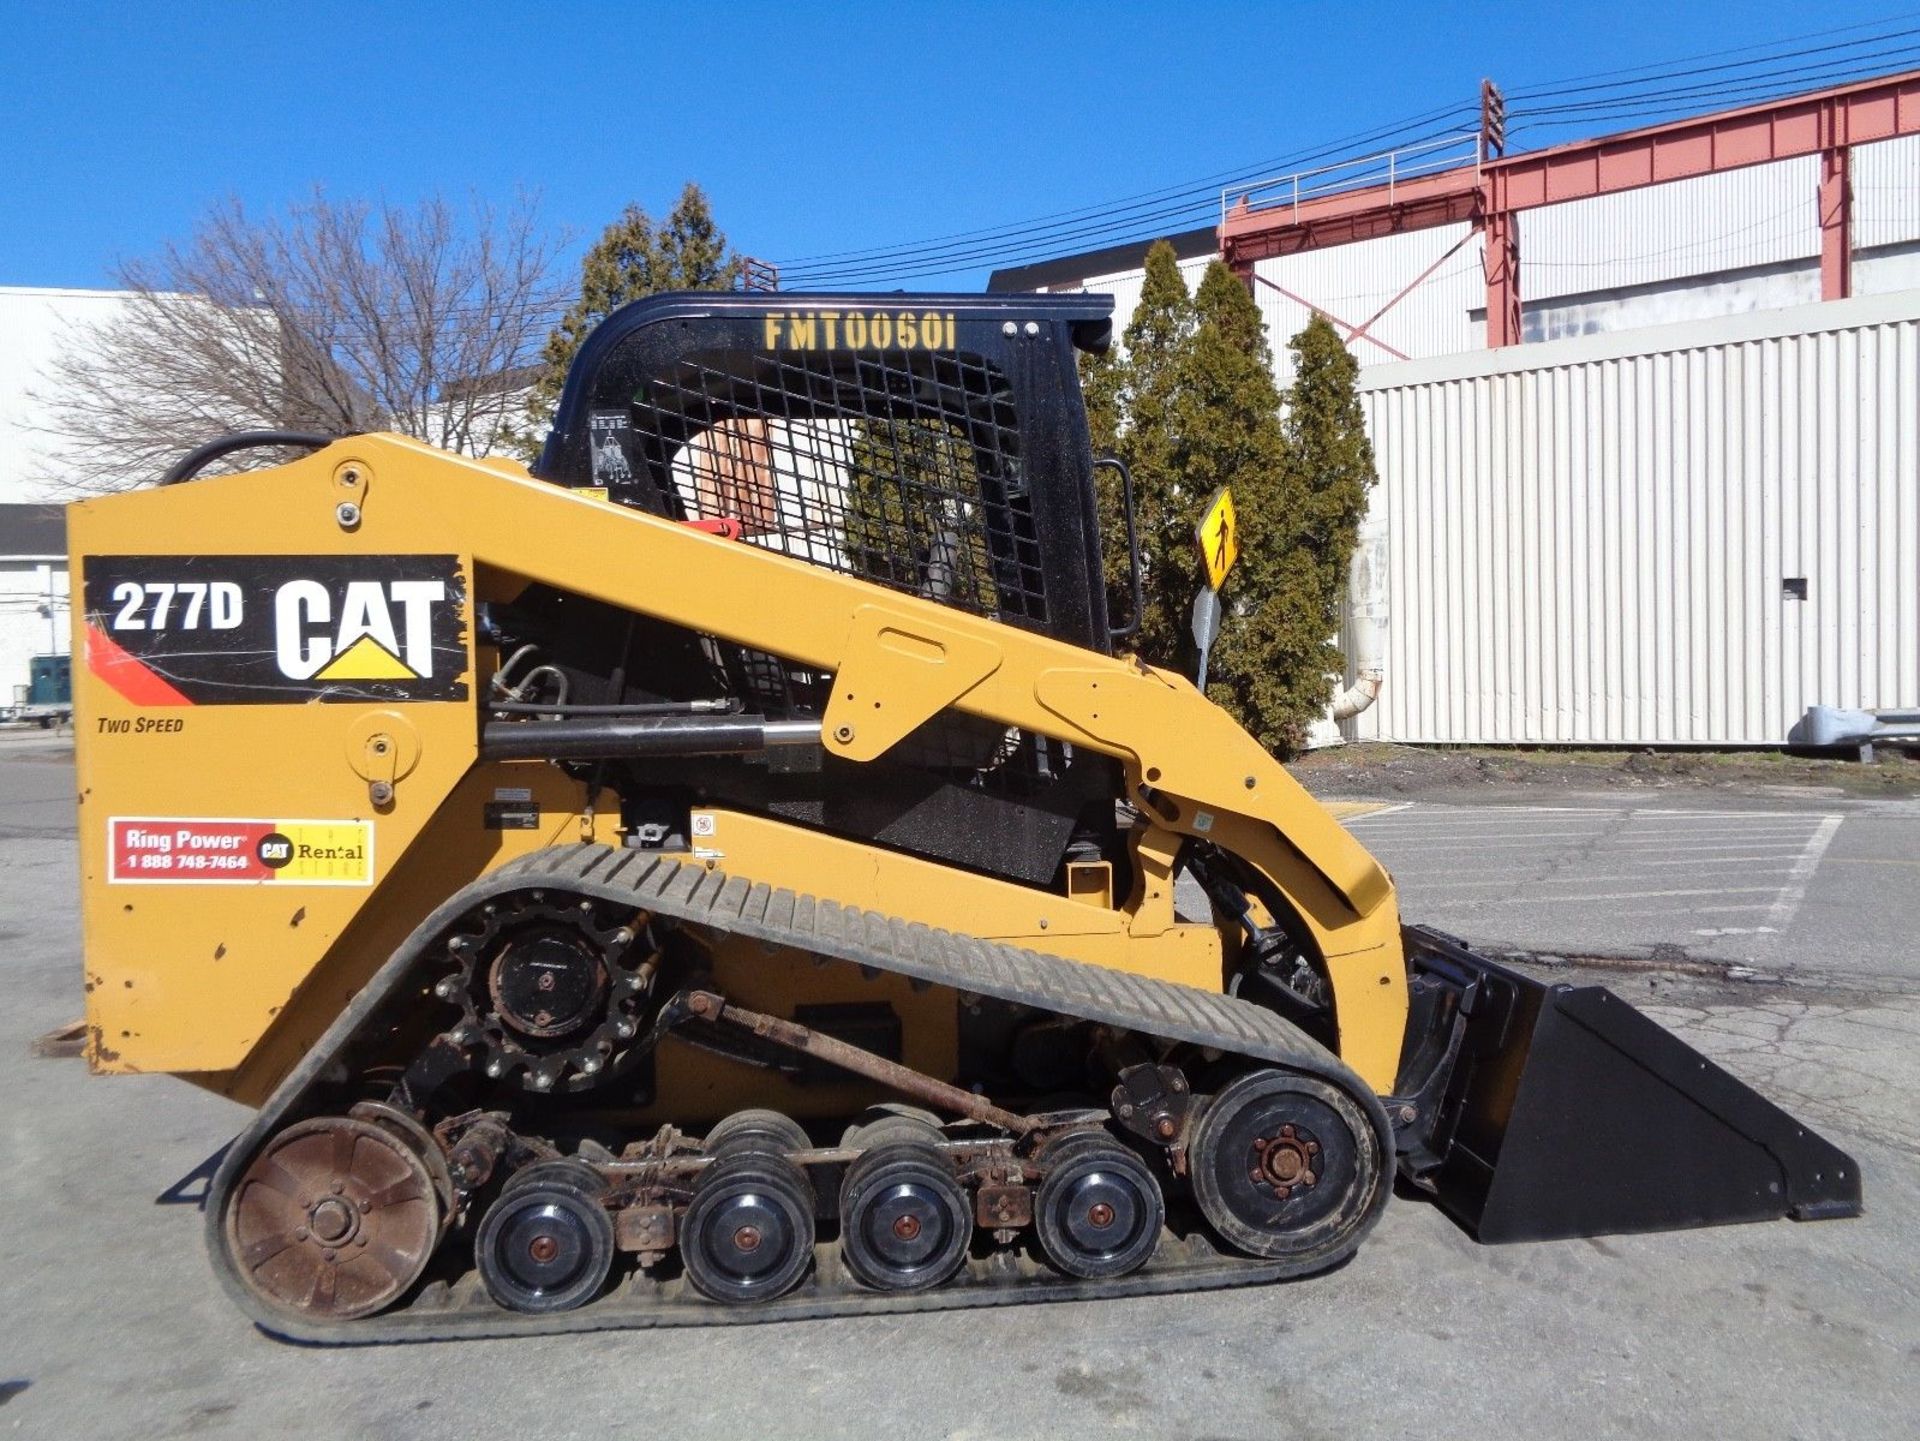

left=1219, top=69, right=1920, bottom=347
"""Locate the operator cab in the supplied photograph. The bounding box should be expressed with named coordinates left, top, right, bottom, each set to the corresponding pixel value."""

left=535, top=291, right=1118, bottom=653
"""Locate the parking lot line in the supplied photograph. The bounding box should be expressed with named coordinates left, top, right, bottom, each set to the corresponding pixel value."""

left=1626, top=858, right=1801, bottom=869
left=1764, top=815, right=1843, bottom=929
left=1489, top=886, right=1784, bottom=904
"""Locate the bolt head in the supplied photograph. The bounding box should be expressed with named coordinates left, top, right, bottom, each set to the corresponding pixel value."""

left=335, top=500, right=361, bottom=528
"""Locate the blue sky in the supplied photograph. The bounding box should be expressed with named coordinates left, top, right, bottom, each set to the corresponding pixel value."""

left=4, top=1, right=1915, bottom=291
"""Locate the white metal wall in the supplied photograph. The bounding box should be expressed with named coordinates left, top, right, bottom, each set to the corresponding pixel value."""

left=0, top=560, right=69, bottom=702
left=1351, top=289, right=1920, bottom=745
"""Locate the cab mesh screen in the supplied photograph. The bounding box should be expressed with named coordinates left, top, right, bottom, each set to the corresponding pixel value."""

left=621, top=348, right=1047, bottom=630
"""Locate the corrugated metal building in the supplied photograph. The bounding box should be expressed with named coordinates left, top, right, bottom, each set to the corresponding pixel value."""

left=992, top=133, right=1920, bottom=746
left=1354, top=291, right=1919, bottom=745
left=0, top=287, right=122, bottom=698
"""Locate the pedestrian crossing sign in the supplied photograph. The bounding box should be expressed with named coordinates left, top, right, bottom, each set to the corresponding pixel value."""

left=1195, top=487, right=1239, bottom=590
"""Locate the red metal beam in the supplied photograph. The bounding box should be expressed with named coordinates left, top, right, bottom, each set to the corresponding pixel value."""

left=1819, top=146, right=1853, bottom=301
left=1221, top=68, right=1920, bottom=263
left=1219, top=67, right=1920, bottom=342
left=1222, top=172, right=1481, bottom=261
left=1249, top=272, right=1408, bottom=359
left=1483, top=204, right=1521, bottom=348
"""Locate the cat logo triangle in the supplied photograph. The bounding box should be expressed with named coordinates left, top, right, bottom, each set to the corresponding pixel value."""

left=315, top=634, right=418, bottom=682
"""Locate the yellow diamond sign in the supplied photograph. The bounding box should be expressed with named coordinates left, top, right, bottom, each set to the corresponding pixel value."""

left=1195, top=486, right=1239, bottom=591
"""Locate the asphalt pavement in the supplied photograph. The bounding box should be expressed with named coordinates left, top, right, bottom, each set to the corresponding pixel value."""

left=3, top=732, right=1917, bottom=1441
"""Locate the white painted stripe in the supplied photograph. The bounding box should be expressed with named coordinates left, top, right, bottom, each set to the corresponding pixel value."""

left=1348, top=818, right=1613, bottom=828
left=1366, top=838, right=1611, bottom=851
left=1356, top=831, right=1611, bottom=842
left=1606, top=839, right=1822, bottom=851
left=1629, top=809, right=1830, bottom=819
left=1352, top=805, right=1617, bottom=816
left=1485, top=886, right=1784, bottom=904
left=1347, top=820, right=1611, bottom=830
left=1627, top=856, right=1804, bottom=868
left=1612, top=828, right=1822, bottom=840
left=1763, top=815, right=1844, bottom=931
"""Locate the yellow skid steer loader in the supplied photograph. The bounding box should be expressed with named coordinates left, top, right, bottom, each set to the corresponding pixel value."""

left=66, top=291, right=1857, bottom=1341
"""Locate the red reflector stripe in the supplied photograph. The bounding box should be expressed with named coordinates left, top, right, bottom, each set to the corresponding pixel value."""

left=86, top=623, right=193, bottom=707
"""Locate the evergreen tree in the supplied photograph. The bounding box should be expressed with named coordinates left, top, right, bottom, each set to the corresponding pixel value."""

left=518, top=183, right=741, bottom=454
left=1109, top=240, right=1196, bottom=664
left=1092, top=253, right=1375, bottom=755
left=653, top=183, right=737, bottom=290
left=1079, top=345, right=1134, bottom=618
left=1173, top=261, right=1301, bottom=748
left=1271, top=312, right=1376, bottom=744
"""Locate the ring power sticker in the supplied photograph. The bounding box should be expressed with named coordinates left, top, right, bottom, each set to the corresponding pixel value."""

left=83, top=555, right=469, bottom=706
left=108, top=818, right=374, bottom=885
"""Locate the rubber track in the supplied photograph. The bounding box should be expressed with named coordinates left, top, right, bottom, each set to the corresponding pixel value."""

left=206, top=844, right=1395, bottom=1344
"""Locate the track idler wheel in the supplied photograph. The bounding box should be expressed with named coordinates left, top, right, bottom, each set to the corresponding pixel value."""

left=1033, top=1131, right=1164, bottom=1280
left=475, top=1161, right=617, bottom=1314
left=1188, top=1069, right=1382, bottom=1266
left=680, top=1152, right=816, bottom=1304
left=224, top=1115, right=441, bottom=1321
left=838, top=1141, right=973, bottom=1292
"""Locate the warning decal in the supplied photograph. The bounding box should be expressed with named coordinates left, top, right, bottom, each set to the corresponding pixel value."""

left=108, top=817, right=374, bottom=885
left=81, top=554, right=468, bottom=706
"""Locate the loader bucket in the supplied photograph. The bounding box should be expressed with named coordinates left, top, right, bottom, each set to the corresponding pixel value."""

left=1394, top=928, right=1861, bottom=1243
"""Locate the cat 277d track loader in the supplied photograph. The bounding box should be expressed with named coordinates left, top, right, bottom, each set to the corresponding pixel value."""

left=69, top=291, right=1858, bottom=1341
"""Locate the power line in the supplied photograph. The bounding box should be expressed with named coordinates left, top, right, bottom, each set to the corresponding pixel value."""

left=767, top=12, right=1920, bottom=289
left=780, top=125, right=1479, bottom=285
left=776, top=111, right=1479, bottom=283
left=1504, top=8, right=1920, bottom=98
left=1508, top=55, right=1920, bottom=142
left=776, top=100, right=1478, bottom=270
left=1515, top=39, right=1920, bottom=118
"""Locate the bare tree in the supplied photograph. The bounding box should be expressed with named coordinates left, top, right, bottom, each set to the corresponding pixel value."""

left=36, top=190, right=567, bottom=493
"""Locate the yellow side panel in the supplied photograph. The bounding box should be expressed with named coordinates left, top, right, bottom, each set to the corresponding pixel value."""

left=68, top=468, right=483, bottom=1075
left=682, top=807, right=1227, bottom=990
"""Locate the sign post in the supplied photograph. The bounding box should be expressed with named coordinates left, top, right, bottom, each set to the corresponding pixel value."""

left=1191, top=487, right=1239, bottom=692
